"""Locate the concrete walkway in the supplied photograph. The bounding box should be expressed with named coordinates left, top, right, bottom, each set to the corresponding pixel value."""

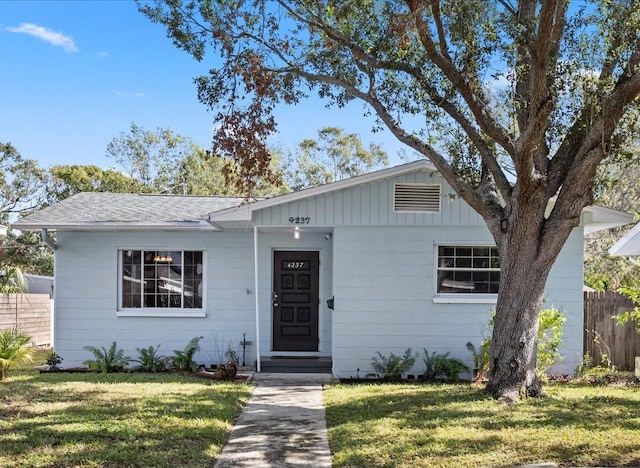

left=214, top=373, right=334, bottom=467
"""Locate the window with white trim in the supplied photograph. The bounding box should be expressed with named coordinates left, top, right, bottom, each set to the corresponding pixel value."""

left=121, top=250, right=203, bottom=309
left=437, top=246, right=500, bottom=294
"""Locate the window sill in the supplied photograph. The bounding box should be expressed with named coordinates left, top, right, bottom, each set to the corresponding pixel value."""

left=117, top=310, right=206, bottom=318
left=433, top=295, right=498, bottom=304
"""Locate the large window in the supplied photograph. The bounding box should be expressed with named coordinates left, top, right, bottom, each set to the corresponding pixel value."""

left=121, top=250, right=203, bottom=309
left=437, top=246, right=500, bottom=294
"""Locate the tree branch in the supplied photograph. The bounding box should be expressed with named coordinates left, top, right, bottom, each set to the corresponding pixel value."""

left=258, top=3, right=515, bottom=201
left=405, top=0, right=515, bottom=158
left=512, top=0, right=567, bottom=184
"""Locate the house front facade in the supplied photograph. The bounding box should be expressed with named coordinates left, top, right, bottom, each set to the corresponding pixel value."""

left=14, top=160, right=632, bottom=376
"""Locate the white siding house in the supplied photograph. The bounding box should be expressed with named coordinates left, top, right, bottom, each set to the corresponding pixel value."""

left=14, top=160, right=632, bottom=376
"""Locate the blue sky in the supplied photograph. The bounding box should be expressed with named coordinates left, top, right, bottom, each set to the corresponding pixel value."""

left=1, top=0, right=412, bottom=170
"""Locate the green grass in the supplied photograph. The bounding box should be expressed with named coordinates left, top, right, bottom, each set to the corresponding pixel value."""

left=0, top=349, right=252, bottom=467
left=324, top=381, right=640, bottom=467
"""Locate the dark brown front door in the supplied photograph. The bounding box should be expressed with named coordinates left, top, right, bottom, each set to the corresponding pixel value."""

left=273, top=250, right=319, bottom=351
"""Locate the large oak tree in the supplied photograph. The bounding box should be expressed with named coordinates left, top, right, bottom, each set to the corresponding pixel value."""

left=139, top=0, right=640, bottom=401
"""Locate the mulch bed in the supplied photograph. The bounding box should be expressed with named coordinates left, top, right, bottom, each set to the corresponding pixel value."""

left=39, top=367, right=250, bottom=381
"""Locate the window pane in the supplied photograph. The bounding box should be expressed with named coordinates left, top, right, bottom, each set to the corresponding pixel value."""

left=439, top=246, right=454, bottom=257
left=473, top=247, right=489, bottom=257
left=437, top=245, right=500, bottom=294
left=183, top=251, right=203, bottom=309
left=457, top=247, right=472, bottom=257
left=122, top=251, right=142, bottom=308
left=121, top=249, right=204, bottom=309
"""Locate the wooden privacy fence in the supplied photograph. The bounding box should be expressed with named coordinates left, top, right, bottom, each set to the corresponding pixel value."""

left=0, top=293, right=52, bottom=347
left=584, top=291, right=640, bottom=371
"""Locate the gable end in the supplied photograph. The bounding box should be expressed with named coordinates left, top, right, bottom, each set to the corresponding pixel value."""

left=393, top=183, right=441, bottom=213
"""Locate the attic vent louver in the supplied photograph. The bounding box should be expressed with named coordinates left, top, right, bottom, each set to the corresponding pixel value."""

left=394, top=183, right=441, bottom=213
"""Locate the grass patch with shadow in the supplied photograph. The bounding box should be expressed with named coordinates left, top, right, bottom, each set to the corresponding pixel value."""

left=324, top=381, right=640, bottom=468
left=0, top=351, right=252, bottom=468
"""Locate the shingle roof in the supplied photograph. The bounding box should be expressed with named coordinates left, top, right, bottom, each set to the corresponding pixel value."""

left=13, top=192, right=245, bottom=230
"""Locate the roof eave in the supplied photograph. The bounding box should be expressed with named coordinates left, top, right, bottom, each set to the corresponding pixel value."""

left=609, top=222, right=640, bottom=256
left=581, top=205, right=634, bottom=235
left=12, top=220, right=218, bottom=232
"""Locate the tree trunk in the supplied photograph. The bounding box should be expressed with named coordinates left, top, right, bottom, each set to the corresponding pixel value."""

left=485, top=190, right=577, bottom=402
left=485, top=260, right=548, bottom=403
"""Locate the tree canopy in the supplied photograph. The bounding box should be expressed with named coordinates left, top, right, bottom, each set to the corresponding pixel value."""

left=286, top=126, right=389, bottom=190
left=139, top=0, right=640, bottom=401
left=584, top=150, right=640, bottom=290
left=46, top=165, right=139, bottom=205
left=0, top=143, right=46, bottom=223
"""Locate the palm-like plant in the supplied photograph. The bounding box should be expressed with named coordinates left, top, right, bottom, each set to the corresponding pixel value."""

left=83, top=342, right=131, bottom=373
left=0, top=265, right=26, bottom=293
left=0, top=327, right=33, bottom=380
left=133, top=344, right=169, bottom=372
left=171, top=336, right=203, bottom=371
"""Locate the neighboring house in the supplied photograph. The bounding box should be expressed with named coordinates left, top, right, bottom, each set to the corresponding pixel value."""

left=13, top=160, right=632, bottom=376
left=24, top=274, right=54, bottom=297
left=609, top=222, right=640, bottom=256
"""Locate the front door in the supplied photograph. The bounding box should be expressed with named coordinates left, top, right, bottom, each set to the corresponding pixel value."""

left=273, top=250, right=319, bottom=351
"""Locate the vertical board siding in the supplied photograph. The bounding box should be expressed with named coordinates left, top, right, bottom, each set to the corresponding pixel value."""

left=584, top=291, right=640, bottom=370
left=0, top=293, right=52, bottom=346
left=253, top=171, right=487, bottom=228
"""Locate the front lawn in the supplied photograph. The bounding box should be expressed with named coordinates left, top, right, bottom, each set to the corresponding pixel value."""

left=324, top=381, right=640, bottom=467
left=0, top=353, right=252, bottom=468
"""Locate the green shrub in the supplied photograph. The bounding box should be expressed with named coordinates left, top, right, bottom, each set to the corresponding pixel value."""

left=133, top=344, right=169, bottom=372
left=423, top=349, right=470, bottom=381
left=83, top=342, right=131, bottom=373
left=370, top=348, right=417, bottom=381
left=465, top=341, right=490, bottom=379
left=0, top=266, right=26, bottom=293
left=481, top=307, right=566, bottom=378
left=537, top=307, right=566, bottom=374
left=0, top=327, right=33, bottom=380
left=171, top=336, right=203, bottom=372
left=576, top=346, right=617, bottom=377
left=44, top=350, right=63, bottom=371
left=615, top=286, right=640, bottom=334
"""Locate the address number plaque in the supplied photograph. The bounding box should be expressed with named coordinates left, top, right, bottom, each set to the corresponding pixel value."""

left=288, top=217, right=311, bottom=224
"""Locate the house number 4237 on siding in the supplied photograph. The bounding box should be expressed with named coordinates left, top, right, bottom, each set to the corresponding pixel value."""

left=289, top=217, right=310, bottom=224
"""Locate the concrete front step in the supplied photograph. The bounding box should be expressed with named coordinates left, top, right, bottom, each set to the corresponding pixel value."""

left=260, top=357, right=332, bottom=373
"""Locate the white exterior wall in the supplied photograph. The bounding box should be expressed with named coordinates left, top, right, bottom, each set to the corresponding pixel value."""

left=54, top=230, right=259, bottom=368
left=545, top=228, right=584, bottom=375
left=330, top=225, right=584, bottom=378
